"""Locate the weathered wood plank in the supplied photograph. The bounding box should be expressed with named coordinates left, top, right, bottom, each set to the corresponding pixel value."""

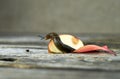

left=0, top=34, right=119, bottom=79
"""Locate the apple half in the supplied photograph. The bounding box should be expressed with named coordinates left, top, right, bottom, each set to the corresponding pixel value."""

left=46, top=33, right=116, bottom=56
left=48, top=34, right=84, bottom=54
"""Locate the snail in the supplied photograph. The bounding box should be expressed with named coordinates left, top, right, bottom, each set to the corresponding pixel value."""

left=44, top=32, right=116, bottom=56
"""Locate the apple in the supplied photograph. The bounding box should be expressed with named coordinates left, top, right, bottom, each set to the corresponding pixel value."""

left=45, top=32, right=116, bottom=56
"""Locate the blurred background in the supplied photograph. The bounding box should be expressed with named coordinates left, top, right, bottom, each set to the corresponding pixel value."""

left=0, top=0, right=120, bottom=34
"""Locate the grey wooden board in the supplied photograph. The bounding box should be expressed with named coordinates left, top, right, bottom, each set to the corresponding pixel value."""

left=0, top=68, right=120, bottom=79
left=0, top=34, right=120, bottom=79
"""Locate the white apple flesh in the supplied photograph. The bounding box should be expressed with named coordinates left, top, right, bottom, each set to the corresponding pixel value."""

left=48, top=34, right=84, bottom=53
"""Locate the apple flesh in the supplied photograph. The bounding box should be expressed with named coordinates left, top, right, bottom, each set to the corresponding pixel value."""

left=48, top=34, right=84, bottom=53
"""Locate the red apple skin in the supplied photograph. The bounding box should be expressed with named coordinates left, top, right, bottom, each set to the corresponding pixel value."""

left=73, top=45, right=117, bottom=56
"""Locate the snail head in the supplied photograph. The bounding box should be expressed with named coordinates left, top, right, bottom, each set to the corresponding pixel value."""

left=45, top=32, right=58, bottom=40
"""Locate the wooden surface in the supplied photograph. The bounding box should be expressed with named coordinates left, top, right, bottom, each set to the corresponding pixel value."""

left=0, top=34, right=120, bottom=79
